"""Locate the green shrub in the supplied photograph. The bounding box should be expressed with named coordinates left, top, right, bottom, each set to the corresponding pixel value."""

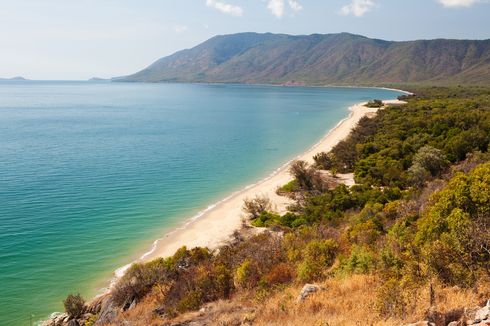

left=277, top=179, right=299, bottom=193
left=375, top=279, right=406, bottom=318
left=366, top=99, right=384, bottom=108
left=251, top=211, right=281, bottom=227
left=297, top=239, right=338, bottom=281
left=85, top=314, right=98, bottom=326
left=341, top=246, right=376, bottom=274
left=313, top=152, right=335, bottom=170
left=234, top=259, right=259, bottom=289
left=242, top=195, right=272, bottom=219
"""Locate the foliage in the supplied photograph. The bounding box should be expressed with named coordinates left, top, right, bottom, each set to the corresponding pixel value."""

left=242, top=195, right=272, bottom=220
left=297, top=239, right=338, bottom=281
left=327, top=89, right=490, bottom=187
left=365, top=99, right=384, bottom=108
left=375, top=279, right=406, bottom=317
left=277, top=179, right=299, bottom=194
left=289, top=160, right=327, bottom=192
left=63, top=293, right=85, bottom=319
left=313, top=152, right=335, bottom=170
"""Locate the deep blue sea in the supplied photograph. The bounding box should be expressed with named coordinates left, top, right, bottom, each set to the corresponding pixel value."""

left=0, top=81, right=402, bottom=325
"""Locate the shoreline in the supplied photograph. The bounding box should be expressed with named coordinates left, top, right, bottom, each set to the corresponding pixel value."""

left=112, top=97, right=407, bottom=282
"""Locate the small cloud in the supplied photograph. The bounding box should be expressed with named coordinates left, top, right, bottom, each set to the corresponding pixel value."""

left=173, top=25, right=188, bottom=33
left=206, top=0, right=243, bottom=16
left=340, top=0, right=375, bottom=17
left=268, top=0, right=285, bottom=18
left=288, top=0, right=303, bottom=12
left=267, top=0, right=303, bottom=18
left=437, top=0, right=482, bottom=7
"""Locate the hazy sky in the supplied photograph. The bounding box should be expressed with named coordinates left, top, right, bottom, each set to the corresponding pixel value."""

left=1, top=0, right=489, bottom=80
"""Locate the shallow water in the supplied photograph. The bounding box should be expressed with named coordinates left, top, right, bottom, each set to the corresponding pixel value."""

left=0, top=81, right=402, bottom=325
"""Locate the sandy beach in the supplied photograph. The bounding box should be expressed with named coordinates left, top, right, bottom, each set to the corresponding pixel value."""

left=134, top=99, right=405, bottom=264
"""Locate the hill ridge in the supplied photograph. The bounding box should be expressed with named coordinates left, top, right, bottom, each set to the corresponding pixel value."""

left=115, top=32, right=490, bottom=85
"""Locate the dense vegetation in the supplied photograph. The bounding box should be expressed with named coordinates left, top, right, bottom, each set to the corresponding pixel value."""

left=116, top=33, right=490, bottom=85
left=64, top=87, right=490, bottom=325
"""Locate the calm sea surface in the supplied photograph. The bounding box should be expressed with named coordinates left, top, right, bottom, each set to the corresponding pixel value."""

left=0, top=81, right=402, bottom=325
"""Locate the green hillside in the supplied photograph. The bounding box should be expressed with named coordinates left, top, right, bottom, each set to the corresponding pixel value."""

left=115, top=33, right=490, bottom=85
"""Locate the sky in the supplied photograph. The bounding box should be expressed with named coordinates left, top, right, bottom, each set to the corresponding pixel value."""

left=1, top=0, right=489, bottom=80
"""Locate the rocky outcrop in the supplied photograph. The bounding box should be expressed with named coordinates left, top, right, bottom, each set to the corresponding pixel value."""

left=41, top=294, right=117, bottom=326
left=93, top=295, right=118, bottom=325
left=467, top=300, right=490, bottom=325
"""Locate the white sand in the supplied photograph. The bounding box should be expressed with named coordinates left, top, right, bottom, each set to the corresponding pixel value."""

left=141, top=99, right=406, bottom=261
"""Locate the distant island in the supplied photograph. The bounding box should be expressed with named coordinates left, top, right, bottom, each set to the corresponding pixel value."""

left=114, top=32, right=490, bottom=85
left=0, top=76, right=28, bottom=81
left=88, top=77, right=109, bottom=82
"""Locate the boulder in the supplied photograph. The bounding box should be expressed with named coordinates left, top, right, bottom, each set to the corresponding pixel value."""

left=67, top=320, right=79, bottom=326
left=41, top=312, right=70, bottom=326
left=406, top=322, right=435, bottom=326
left=474, top=306, right=490, bottom=323
left=94, top=295, right=118, bottom=325
left=296, top=284, right=321, bottom=302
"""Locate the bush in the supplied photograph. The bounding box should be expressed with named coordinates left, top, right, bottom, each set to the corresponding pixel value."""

left=375, top=279, right=406, bottom=318
left=264, top=263, right=295, bottom=285
left=289, top=160, right=326, bottom=192
left=313, top=152, right=335, bottom=170
left=243, top=195, right=272, bottom=219
left=63, top=293, right=85, bottom=319
left=366, top=99, right=384, bottom=108
left=411, top=145, right=449, bottom=177
left=341, top=246, right=376, bottom=274
left=297, top=239, right=338, bottom=281
left=251, top=211, right=281, bottom=227
left=277, top=179, right=299, bottom=194
left=234, top=259, right=259, bottom=289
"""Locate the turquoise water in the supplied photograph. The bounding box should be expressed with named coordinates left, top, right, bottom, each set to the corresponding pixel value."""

left=0, top=81, right=402, bottom=325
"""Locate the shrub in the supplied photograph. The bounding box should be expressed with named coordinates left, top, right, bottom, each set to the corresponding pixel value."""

left=63, top=293, right=85, bottom=319
left=243, top=195, right=272, bottom=219
left=297, top=239, right=338, bottom=281
left=297, top=259, right=317, bottom=282
left=411, top=145, right=449, bottom=177
left=85, top=314, right=98, bottom=326
left=313, top=152, right=335, bottom=170
left=234, top=259, right=259, bottom=289
left=375, top=279, right=406, bottom=318
left=277, top=179, right=299, bottom=194
left=341, top=246, right=376, bottom=274
left=264, top=263, right=295, bottom=285
left=289, top=160, right=326, bottom=192
left=251, top=211, right=281, bottom=227
left=366, top=99, right=384, bottom=108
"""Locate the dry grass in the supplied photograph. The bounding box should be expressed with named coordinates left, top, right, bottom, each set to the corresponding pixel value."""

left=104, top=275, right=490, bottom=326
left=251, top=275, right=490, bottom=326
left=253, top=275, right=388, bottom=326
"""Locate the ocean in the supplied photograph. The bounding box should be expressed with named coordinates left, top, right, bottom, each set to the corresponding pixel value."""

left=0, top=81, right=403, bottom=325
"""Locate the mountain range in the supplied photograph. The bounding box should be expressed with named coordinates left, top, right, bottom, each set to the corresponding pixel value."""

left=115, top=32, right=490, bottom=85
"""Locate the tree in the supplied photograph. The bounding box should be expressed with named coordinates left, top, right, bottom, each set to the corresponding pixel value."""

left=313, top=152, right=335, bottom=170
left=411, top=145, right=449, bottom=177
left=63, top=293, right=85, bottom=319
left=289, top=160, right=326, bottom=192
left=242, top=195, right=272, bottom=219
left=366, top=99, right=384, bottom=108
